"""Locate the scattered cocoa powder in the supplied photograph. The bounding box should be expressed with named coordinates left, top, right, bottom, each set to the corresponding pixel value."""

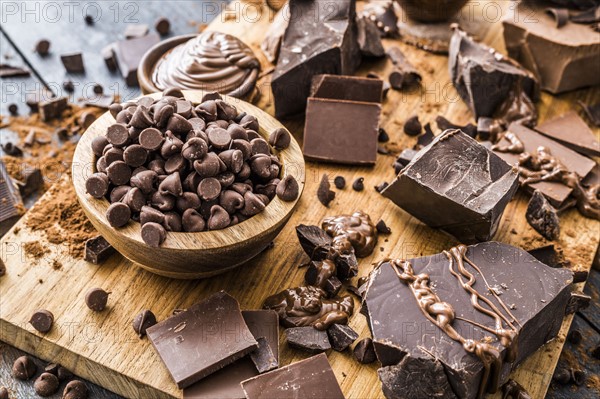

left=23, top=241, right=48, bottom=259
left=52, top=259, right=62, bottom=270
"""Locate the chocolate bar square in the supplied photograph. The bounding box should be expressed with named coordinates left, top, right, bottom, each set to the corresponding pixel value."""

left=310, top=74, right=383, bottom=103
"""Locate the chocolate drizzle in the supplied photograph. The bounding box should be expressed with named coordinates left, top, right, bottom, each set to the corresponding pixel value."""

left=152, top=31, right=260, bottom=98
left=263, top=286, right=354, bottom=330
left=322, top=211, right=378, bottom=257
left=390, top=244, right=520, bottom=398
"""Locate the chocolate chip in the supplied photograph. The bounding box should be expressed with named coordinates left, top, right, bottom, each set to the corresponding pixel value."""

left=241, top=191, right=266, bottom=216
left=352, top=177, right=365, bottom=191
left=571, top=369, right=586, bottom=385
left=207, top=127, right=232, bottom=150
left=268, top=127, right=291, bottom=150
left=175, top=192, right=201, bottom=213
left=85, top=287, right=109, bottom=311
left=218, top=149, right=244, bottom=173
left=159, top=172, right=183, bottom=197
left=276, top=175, right=299, bottom=201
left=62, top=380, right=88, bottom=399
left=553, top=367, right=570, bottom=385
left=84, top=14, right=94, bottom=25
left=122, top=187, right=146, bottom=212
left=208, top=205, right=231, bottom=230
left=182, top=137, right=208, bottom=161
left=198, top=177, right=222, bottom=201
left=140, top=205, right=165, bottom=226
left=182, top=209, right=206, bottom=232
left=106, top=123, right=129, bottom=147
left=106, top=161, right=131, bottom=186
left=403, top=115, right=422, bottom=136
left=317, top=174, right=335, bottom=207
left=130, top=170, right=157, bottom=194
left=63, top=80, right=75, bottom=92
left=155, top=17, right=170, bottom=35
left=164, top=212, right=183, bottom=232
left=132, top=309, right=157, bottom=337
left=85, top=173, right=109, bottom=198
left=163, top=87, right=184, bottom=98
left=251, top=138, right=271, bottom=156
left=375, top=219, right=391, bottom=234
left=141, top=222, right=167, bottom=247
left=29, top=309, right=54, bottom=333
left=35, top=39, right=51, bottom=55
left=90, top=136, right=108, bottom=156
left=122, top=144, right=147, bottom=167
left=106, top=202, right=131, bottom=227
left=166, top=113, right=193, bottom=134
left=567, top=329, right=582, bottom=345
left=334, top=176, right=346, bottom=189
left=353, top=338, right=377, bottom=364
left=378, top=127, right=390, bottom=142
left=8, top=103, right=18, bottom=115
left=12, top=355, right=37, bottom=380
left=109, top=103, right=122, bottom=119
left=34, top=372, right=60, bottom=397
left=251, top=154, right=272, bottom=179
left=151, top=191, right=175, bottom=211
left=130, top=106, right=154, bottom=129
left=220, top=190, right=244, bottom=214
left=193, top=152, right=223, bottom=178
left=160, top=131, right=184, bottom=158
left=93, top=84, right=103, bottom=95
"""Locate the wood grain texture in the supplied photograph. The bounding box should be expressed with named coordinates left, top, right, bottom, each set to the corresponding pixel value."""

left=71, top=90, right=305, bottom=278
left=0, top=1, right=599, bottom=398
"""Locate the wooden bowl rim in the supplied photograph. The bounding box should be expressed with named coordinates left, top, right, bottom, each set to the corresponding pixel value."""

left=72, top=90, right=305, bottom=251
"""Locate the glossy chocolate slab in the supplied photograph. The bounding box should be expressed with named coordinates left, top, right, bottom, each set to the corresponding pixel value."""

left=147, top=291, right=258, bottom=389
left=364, top=242, right=574, bottom=399
left=382, top=130, right=519, bottom=243
left=241, top=353, right=344, bottom=399
left=535, top=111, right=600, bottom=157
left=271, top=0, right=361, bottom=118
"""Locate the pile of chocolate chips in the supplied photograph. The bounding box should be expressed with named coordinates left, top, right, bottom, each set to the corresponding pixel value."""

left=85, top=88, right=296, bottom=247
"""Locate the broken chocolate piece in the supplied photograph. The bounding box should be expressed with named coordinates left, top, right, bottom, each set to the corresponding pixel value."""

left=535, top=111, right=600, bottom=157
left=526, top=190, right=560, bottom=241
left=436, top=115, right=477, bottom=138
left=354, top=337, right=377, bottom=364
left=310, top=74, right=383, bottom=103
left=147, top=291, right=258, bottom=389
left=327, top=323, right=359, bottom=352
left=241, top=354, right=344, bottom=399
left=449, top=26, right=539, bottom=119
left=383, top=130, right=519, bottom=243
left=271, top=0, right=361, bottom=118
left=261, top=6, right=288, bottom=64
left=566, top=291, right=591, bottom=314
left=249, top=337, right=278, bottom=374
left=317, top=174, right=335, bottom=207
left=115, top=33, right=160, bottom=86
left=357, top=16, right=385, bottom=58
left=578, top=101, right=600, bottom=127
left=361, top=1, right=399, bottom=37
left=415, top=123, right=435, bottom=149
left=365, top=242, right=574, bottom=399
left=39, top=97, right=68, bottom=122
left=528, top=245, right=572, bottom=270
left=387, top=46, right=421, bottom=89
left=285, top=326, right=331, bottom=353
left=0, top=63, right=30, bottom=78
left=61, top=53, right=85, bottom=73
left=84, top=236, right=115, bottom=264
left=0, top=160, right=24, bottom=237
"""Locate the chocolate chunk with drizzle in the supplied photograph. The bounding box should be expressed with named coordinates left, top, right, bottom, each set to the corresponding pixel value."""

left=321, top=211, right=378, bottom=258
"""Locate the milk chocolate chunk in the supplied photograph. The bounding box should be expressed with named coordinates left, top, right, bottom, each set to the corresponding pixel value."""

left=13, top=355, right=37, bottom=380
left=115, top=33, right=160, bottom=86
left=60, top=53, right=85, bottom=73
left=0, top=160, right=24, bottom=237
left=364, top=242, right=574, bottom=399
left=387, top=46, right=421, bottom=89
left=286, top=326, right=331, bottom=353
left=357, top=16, right=386, bottom=58
left=535, top=111, right=600, bottom=157
left=449, top=26, right=539, bottom=119
left=303, top=98, right=380, bottom=165
left=503, top=1, right=600, bottom=94
left=147, top=291, right=259, bottom=389
left=526, top=190, right=560, bottom=241
left=353, top=337, right=377, bottom=364
left=84, top=236, right=115, bottom=264
left=241, top=353, right=344, bottom=399
left=182, top=310, right=279, bottom=399
left=29, top=309, right=54, bottom=333
left=34, top=372, right=60, bottom=397
left=382, top=130, right=519, bottom=243
left=327, top=323, right=359, bottom=351
left=272, top=0, right=361, bottom=118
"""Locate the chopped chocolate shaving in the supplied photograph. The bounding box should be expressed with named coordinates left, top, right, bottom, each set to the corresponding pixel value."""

left=526, top=190, right=560, bottom=241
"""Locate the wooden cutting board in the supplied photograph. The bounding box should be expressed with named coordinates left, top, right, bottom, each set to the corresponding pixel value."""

left=1, top=1, right=599, bottom=398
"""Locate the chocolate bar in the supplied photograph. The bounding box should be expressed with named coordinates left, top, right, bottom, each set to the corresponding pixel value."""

left=147, top=291, right=258, bottom=389
left=382, top=130, right=519, bottom=243
left=535, top=111, right=600, bottom=157
left=0, top=160, right=23, bottom=237
left=364, top=242, right=575, bottom=399
left=271, top=0, right=361, bottom=118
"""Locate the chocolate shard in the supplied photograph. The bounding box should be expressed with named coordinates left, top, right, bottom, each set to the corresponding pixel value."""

left=0, top=160, right=24, bottom=237
left=285, top=326, right=331, bottom=353
left=566, top=291, right=591, bottom=314
left=382, top=130, right=519, bottom=243
left=535, top=111, right=600, bottom=157
left=354, top=337, right=377, bottom=364
left=39, top=97, right=68, bottom=122
left=526, top=190, right=560, bottom=241
left=503, top=1, right=600, bottom=94
left=578, top=101, right=600, bottom=127
left=327, top=323, right=359, bottom=352
left=249, top=337, right=278, bottom=374
left=260, top=6, right=288, bottom=64
left=115, top=33, right=160, bottom=86
left=271, top=0, right=361, bottom=118
left=357, top=16, right=385, bottom=58
left=147, top=291, right=258, bottom=389
left=310, top=74, right=383, bottom=103
left=387, top=46, right=421, bottom=89
left=528, top=245, right=571, bottom=269
left=241, top=354, right=344, bottom=399
left=364, top=242, right=574, bottom=399
left=449, top=26, right=539, bottom=119
left=84, top=236, right=116, bottom=264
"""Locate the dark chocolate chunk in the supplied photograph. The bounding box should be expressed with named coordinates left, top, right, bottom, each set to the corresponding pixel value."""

left=241, top=354, right=344, bottom=399
left=102, top=44, right=118, bottom=71
left=84, top=236, right=115, bottom=264
left=526, top=190, right=560, bottom=241
left=60, top=53, right=85, bottom=73
left=12, top=355, right=37, bottom=380
left=317, top=174, right=335, bottom=207
left=353, top=337, right=377, bottom=364
left=436, top=115, right=477, bottom=138
left=535, top=111, right=600, bottom=157
left=34, top=373, right=60, bottom=397
left=383, top=130, right=519, bottom=243
left=0, top=160, right=24, bottom=237
left=35, top=39, right=50, bottom=55
left=415, top=123, right=435, bottom=149
left=364, top=242, right=574, bottom=399
left=286, top=326, right=331, bottom=353
left=62, top=380, right=88, bottom=399
left=357, top=16, right=385, bottom=58
left=566, top=291, right=591, bottom=314
left=276, top=175, right=299, bottom=201
left=115, top=33, right=160, bottom=86
left=271, top=0, right=361, bottom=118
left=375, top=219, right=391, bottom=234
left=132, top=309, right=157, bottom=337
left=249, top=337, right=278, bottom=374
left=352, top=177, right=365, bottom=192
left=39, top=97, right=68, bottom=122
left=450, top=26, right=539, bottom=119
left=85, top=287, right=109, bottom=311
left=327, top=323, right=359, bottom=352
left=155, top=17, right=170, bottom=35
left=387, top=46, right=421, bottom=89
left=29, top=309, right=54, bottom=333
left=147, top=291, right=258, bottom=389
left=403, top=115, right=422, bottom=136
left=578, top=101, right=600, bottom=127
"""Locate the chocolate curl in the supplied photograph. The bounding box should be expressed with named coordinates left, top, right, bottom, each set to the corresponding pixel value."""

left=545, top=8, right=569, bottom=28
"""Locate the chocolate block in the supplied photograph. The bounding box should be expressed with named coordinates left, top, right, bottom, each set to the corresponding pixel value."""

left=249, top=337, right=278, bottom=374
left=115, top=33, right=160, bottom=86
left=364, top=242, right=574, bottom=399
left=535, top=111, right=600, bottom=157
left=0, top=160, right=23, bottom=237
left=285, top=326, right=331, bottom=353
left=303, top=98, right=380, bottom=165
left=382, top=130, right=519, bottom=243
left=526, top=190, right=560, bottom=241
left=327, top=323, right=359, bottom=351
left=60, top=53, right=84, bottom=73
left=241, top=353, right=344, bottom=399
left=310, top=75, right=383, bottom=103
left=357, top=16, right=385, bottom=58
left=449, top=26, right=539, bottom=119
left=183, top=310, right=279, bottom=399
left=39, top=97, right=68, bottom=122
left=16, top=166, right=43, bottom=197
left=84, top=236, right=115, bottom=264
left=147, top=291, right=258, bottom=389
left=493, top=123, right=596, bottom=208
left=271, top=0, right=361, bottom=118
left=503, top=2, right=600, bottom=94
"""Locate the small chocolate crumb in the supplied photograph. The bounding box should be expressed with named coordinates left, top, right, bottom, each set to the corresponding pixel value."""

left=35, top=39, right=51, bottom=55
left=334, top=176, right=346, bottom=190
left=403, top=115, right=422, bottom=136
left=317, top=174, right=335, bottom=207
left=84, top=14, right=94, bottom=25
left=375, top=220, right=391, bottom=234
left=85, top=287, right=109, bottom=312
left=377, top=127, right=389, bottom=142
left=92, top=84, right=103, bottom=95
left=352, top=177, right=365, bottom=192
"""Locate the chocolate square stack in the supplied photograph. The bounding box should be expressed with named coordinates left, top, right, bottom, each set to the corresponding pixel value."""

left=382, top=129, right=519, bottom=243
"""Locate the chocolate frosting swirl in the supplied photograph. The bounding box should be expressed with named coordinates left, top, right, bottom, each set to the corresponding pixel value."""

left=152, top=31, right=260, bottom=98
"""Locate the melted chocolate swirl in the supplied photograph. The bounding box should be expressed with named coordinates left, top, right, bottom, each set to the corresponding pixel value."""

left=152, top=31, right=260, bottom=98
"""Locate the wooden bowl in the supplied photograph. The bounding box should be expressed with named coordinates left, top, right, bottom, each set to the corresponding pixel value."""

left=72, top=90, right=305, bottom=279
